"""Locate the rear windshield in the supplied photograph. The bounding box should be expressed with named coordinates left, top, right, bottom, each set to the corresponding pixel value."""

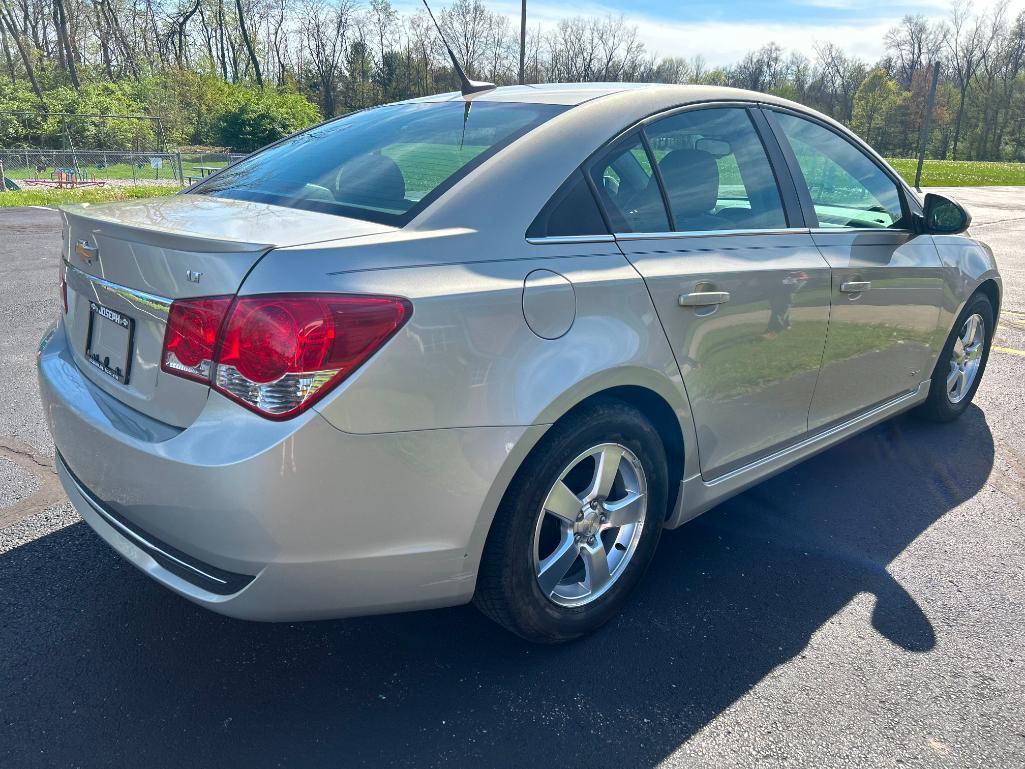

left=191, top=101, right=566, bottom=226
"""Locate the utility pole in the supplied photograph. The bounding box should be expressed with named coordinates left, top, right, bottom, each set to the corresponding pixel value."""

left=519, top=0, right=526, bottom=85
left=915, top=61, right=941, bottom=192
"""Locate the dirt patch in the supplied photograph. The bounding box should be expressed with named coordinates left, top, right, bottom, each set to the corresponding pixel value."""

left=0, top=436, right=66, bottom=529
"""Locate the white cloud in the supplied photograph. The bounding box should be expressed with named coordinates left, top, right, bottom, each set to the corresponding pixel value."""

left=610, top=16, right=895, bottom=65
left=401, top=0, right=1025, bottom=67
left=483, top=1, right=898, bottom=65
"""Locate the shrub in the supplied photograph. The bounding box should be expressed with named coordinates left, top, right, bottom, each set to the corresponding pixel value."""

left=215, top=88, right=322, bottom=152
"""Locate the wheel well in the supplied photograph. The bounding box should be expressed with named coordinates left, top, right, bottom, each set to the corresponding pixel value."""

left=976, top=279, right=1001, bottom=318
left=554, top=386, right=685, bottom=518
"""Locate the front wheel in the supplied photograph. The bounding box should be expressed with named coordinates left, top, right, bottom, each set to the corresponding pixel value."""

left=915, top=292, right=994, bottom=422
left=474, top=400, right=668, bottom=643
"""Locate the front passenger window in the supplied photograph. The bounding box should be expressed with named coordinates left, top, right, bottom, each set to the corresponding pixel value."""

left=773, top=112, right=906, bottom=229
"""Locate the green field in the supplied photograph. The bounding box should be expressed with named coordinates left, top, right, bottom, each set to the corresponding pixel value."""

left=0, top=185, right=178, bottom=207
left=887, top=158, right=1025, bottom=187
left=4, top=155, right=1025, bottom=208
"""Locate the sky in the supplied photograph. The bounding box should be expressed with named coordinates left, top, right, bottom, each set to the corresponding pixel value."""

left=405, top=0, right=1024, bottom=66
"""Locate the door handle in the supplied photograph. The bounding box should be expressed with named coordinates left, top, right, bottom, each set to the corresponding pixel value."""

left=840, top=281, right=871, bottom=293
left=679, top=291, right=731, bottom=307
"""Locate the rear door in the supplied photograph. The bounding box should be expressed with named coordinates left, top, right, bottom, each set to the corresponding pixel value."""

left=764, top=109, right=944, bottom=430
left=596, top=105, right=832, bottom=479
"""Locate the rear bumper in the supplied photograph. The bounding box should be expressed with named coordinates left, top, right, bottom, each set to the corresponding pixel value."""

left=39, top=319, right=530, bottom=621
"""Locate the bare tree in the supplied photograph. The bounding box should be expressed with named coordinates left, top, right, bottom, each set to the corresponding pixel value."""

left=947, top=1, right=985, bottom=159
left=885, top=13, right=947, bottom=88
left=300, top=0, right=353, bottom=116
left=812, top=41, right=868, bottom=122
left=235, top=0, right=262, bottom=85
left=0, top=0, right=43, bottom=95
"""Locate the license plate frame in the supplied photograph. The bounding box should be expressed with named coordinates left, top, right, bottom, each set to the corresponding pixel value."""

left=85, top=301, right=135, bottom=385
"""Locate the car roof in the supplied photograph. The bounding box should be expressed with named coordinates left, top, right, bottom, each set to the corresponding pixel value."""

left=403, top=82, right=803, bottom=108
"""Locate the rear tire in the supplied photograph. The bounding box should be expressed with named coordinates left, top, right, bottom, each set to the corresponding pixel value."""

left=474, top=400, right=668, bottom=643
left=914, top=292, right=994, bottom=423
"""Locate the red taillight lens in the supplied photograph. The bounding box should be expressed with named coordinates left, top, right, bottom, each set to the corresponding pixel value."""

left=160, top=293, right=411, bottom=419
left=161, top=297, right=233, bottom=382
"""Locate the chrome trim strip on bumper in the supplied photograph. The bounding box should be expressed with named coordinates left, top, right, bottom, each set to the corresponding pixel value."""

left=57, top=452, right=254, bottom=594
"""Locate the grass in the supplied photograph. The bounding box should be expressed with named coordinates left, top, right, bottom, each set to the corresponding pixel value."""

left=0, top=185, right=178, bottom=208
left=382, top=143, right=486, bottom=196
left=886, top=158, right=1025, bottom=187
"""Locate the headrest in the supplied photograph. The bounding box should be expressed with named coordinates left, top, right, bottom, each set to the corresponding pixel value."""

left=658, top=149, right=719, bottom=217
left=335, top=152, right=406, bottom=209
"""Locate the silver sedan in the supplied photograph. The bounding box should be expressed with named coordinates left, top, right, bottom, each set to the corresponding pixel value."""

left=38, top=83, right=1001, bottom=642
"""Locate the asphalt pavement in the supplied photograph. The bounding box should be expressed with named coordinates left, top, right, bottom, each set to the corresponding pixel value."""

left=1, top=190, right=1023, bottom=768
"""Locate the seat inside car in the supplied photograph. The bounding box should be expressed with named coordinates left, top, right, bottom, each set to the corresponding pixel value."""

left=334, top=152, right=409, bottom=211
left=655, top=148, right=723, bottom=232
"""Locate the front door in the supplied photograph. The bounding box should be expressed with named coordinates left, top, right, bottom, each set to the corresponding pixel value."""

left=766, top=110, right=944, bottom=430
left=589, top=106, right=832, bottom=479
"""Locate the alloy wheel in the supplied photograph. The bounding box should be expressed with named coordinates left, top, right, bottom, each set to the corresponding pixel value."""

left=532, top=443, right=648, bottom=607
left=947, top=313, right=986, bottom=404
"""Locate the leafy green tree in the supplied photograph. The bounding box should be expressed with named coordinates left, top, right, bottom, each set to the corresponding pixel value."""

left=852, top=68, right=906, bottom=148
left=215, top=87, right=322, bottom=151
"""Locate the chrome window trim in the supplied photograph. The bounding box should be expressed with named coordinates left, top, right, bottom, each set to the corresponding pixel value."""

left=525, top=234, right=617, bottom=245
left=63, top=258, right=172, bottom=319
left=614, top=227, right=811, bottom=242
left=807, top=227, right=915, bottom=236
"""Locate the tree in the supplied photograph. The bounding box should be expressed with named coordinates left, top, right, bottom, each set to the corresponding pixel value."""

left=216, top=86, right=321, bottom=151
left=885, top=14, right=947, bottom=89
left=4, top=0, right=1025, bottom=162
left=235, top=0, right=263, bottom=86
left=852, top=68, right=905, bottom=147
left=0, top=1, right=43, bottom=97
left=947, top=1, right=985, bottom=160
left=812, top=42, right=867, bottom=123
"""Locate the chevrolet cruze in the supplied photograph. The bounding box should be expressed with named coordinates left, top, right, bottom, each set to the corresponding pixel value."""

left=38, top=83, right=1001, bottom=642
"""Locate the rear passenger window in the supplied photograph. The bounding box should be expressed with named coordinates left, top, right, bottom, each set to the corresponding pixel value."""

left=528, top=170, right=608, bottom=238
left=587, top=133, right=670, bottom=233
left=643, top=107, right=788, bottom=232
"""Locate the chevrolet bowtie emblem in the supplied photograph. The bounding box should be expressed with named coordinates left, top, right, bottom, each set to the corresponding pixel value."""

left=75, top=239, right=98, bottom=264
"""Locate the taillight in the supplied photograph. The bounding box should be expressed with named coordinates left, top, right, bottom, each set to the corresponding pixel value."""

left=161, top=294, right=411, bottom=419
left=161, top=297, right=233, bottom=382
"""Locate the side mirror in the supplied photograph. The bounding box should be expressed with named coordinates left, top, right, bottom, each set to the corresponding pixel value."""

left=922, top=193, right=971, bottom=234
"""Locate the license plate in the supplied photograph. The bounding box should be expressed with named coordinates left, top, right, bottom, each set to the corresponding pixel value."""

left=85, top=302, right=134, bottom=384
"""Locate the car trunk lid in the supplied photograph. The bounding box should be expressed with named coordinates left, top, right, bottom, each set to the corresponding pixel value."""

left=60, top=195, right=395, bottom=427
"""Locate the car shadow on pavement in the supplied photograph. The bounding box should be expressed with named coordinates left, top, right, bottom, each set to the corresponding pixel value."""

left=0, top=407, right=994, bottom=768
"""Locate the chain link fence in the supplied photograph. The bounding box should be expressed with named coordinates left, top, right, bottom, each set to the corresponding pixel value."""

left=0, top=150, right=187, bottom=189
left=178, top=151, right=247, bottom=184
